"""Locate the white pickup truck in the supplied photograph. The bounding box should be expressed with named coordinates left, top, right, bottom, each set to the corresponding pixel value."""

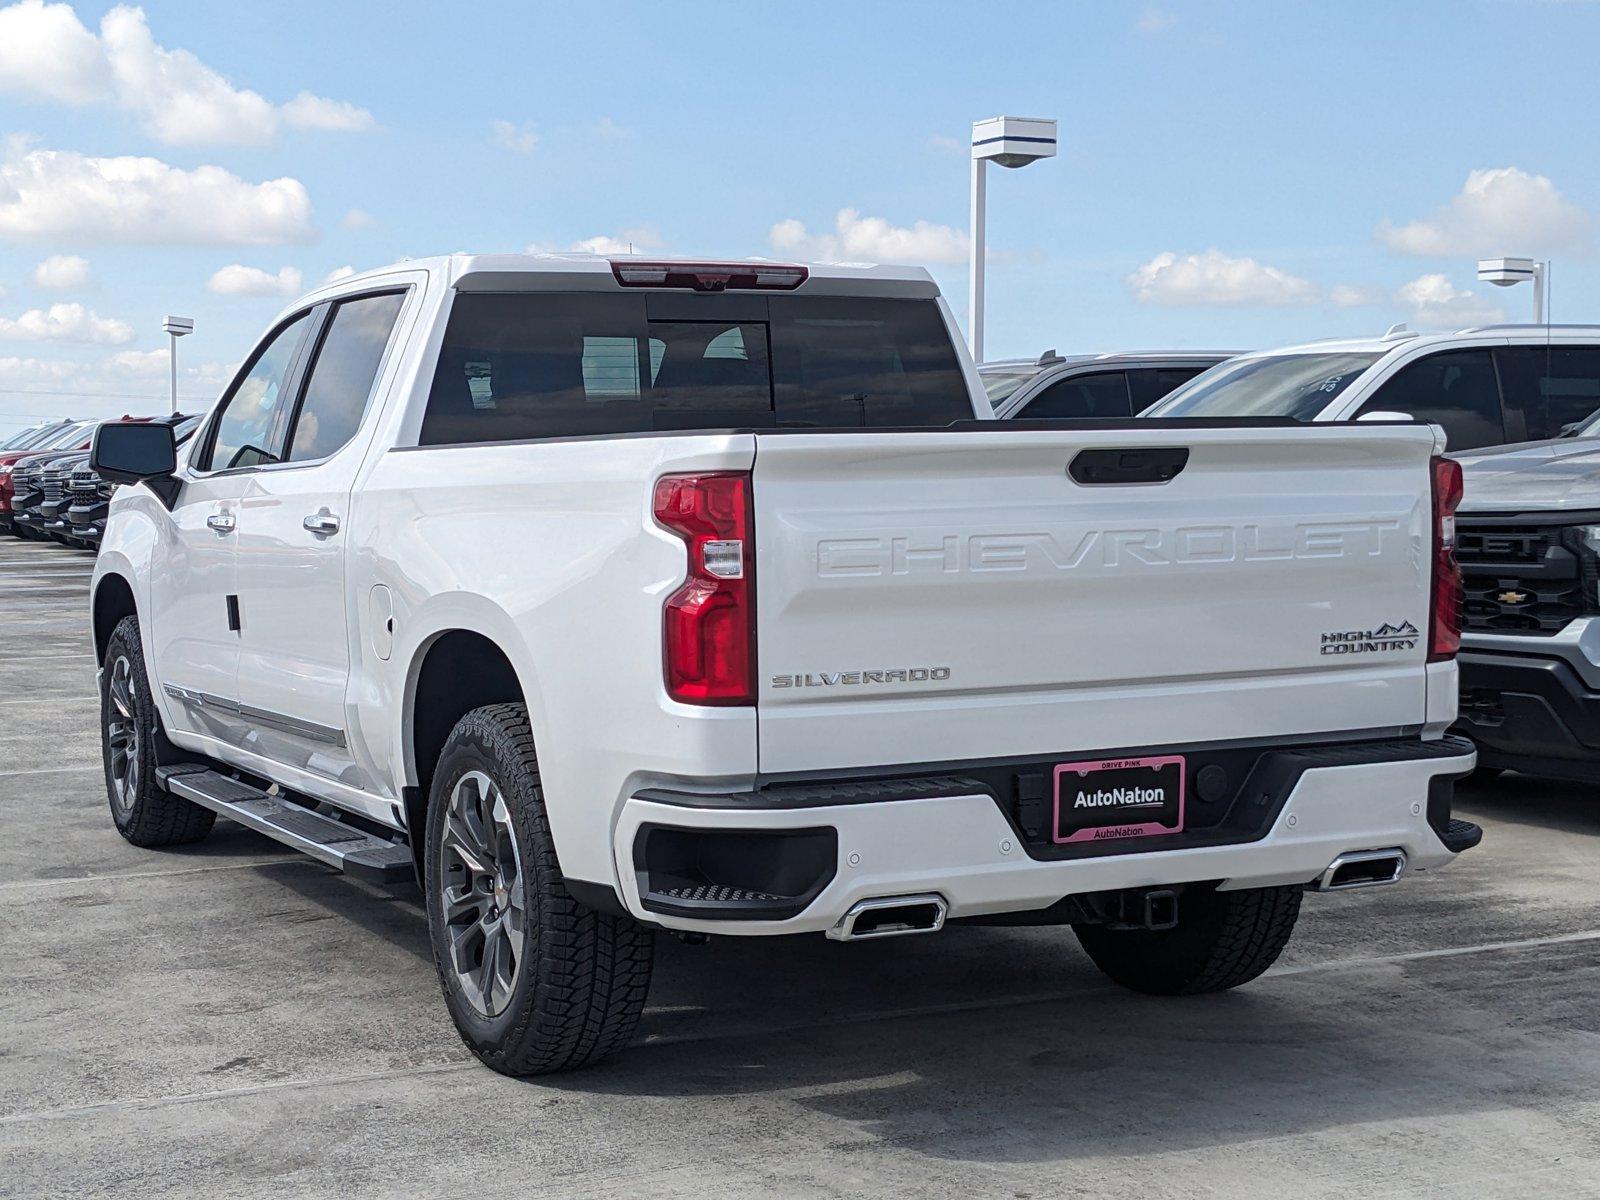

left=89, top=253, right=1479, bottom=1075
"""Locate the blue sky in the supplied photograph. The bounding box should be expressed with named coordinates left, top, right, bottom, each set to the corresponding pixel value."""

left=2, top=0, right=1599, bottom=435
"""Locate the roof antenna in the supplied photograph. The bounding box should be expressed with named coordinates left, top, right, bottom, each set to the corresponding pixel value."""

left=1037, top=348, right=1065, bottom=366
left=1382, top=322, right=1408, bottom=338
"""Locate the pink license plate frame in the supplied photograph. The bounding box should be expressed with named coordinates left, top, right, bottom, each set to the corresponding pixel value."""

left=1052, top=755, right=1186, bottom=845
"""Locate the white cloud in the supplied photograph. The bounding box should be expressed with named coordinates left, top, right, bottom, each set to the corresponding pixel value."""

left=205, top=264, right=303, bottom=297
left=0, top=147, right=316, bottom=245
left=0, top=301, right=132, bottom=343
left=927, top=133, right=963, bottom=154
left=1136, top=8, right=1180, bottom=34
left=339, top=208, right=375, bottom=231
left=769, top=208, right=968, bottom=265
left=323, top=265, right=356, bottom=284
left=1395, top=273, right=1505, bottom=329
left=281, top=91, right=377, bottom=133
left=0, top=349, right=234, bottom=419
left=1126, top=249, right=1320, bottom=307
left=1378, top=167, right=1593, bottom=258
left=0, top=1, right=373, bottom=146
left=32, top=253, right=92, bottom=288
left=1329, top=283, right=1387, bottom=308
left=526, top=227, right=665, bottom=256
left=594, top=116, right=630, bottom=139
left=492, top=119, right=539, bottom=154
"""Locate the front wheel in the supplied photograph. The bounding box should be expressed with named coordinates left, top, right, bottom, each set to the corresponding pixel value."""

left=424, top=703, right=654, bottom=1075
left=101, top=615, right=215, bottom=847
left=1074, top=884, right=1302, bottom=995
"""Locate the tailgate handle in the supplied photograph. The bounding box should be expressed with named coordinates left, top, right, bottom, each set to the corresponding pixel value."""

left=1068, top=447, right=1189, bottom=486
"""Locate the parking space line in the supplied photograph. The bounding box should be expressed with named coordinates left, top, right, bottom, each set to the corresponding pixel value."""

left=1, top=924, right=1596, bottom=1128
left=0, top=653, right=93, bottom=662
left=0, top=765, right=102, bottom=777
left=0, top=856, right=307, bottom=893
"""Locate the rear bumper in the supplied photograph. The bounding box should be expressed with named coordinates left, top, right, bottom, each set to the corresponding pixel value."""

left=1454, top=649, right=1600, bottom=780
left=608, top=735, right=1478, bottom=935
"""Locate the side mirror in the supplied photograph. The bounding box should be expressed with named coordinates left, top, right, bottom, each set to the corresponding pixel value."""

left=1356, top=410, right=1414, bottom=422
left=91, top=422, right=179, bottom=507
left=1560, top=422, right=1584, bottom=438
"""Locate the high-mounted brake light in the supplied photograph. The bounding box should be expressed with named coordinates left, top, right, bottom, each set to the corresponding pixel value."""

left=1429, top=455, right=1463, bottom=662
left=653, top=473, right=755, bottom=705
left=612, top=261, right=808, bottom=292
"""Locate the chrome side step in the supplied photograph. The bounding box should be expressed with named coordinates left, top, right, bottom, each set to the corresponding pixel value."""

left=156, top=765, right=412, bottom=882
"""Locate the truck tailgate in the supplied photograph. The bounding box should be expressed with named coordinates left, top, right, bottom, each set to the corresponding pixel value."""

left=751, top=424, right=1440, bottom=774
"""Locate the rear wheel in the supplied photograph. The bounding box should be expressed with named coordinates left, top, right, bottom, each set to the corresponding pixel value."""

left=424, top=703, right=654, bottom=1075
left=101, top=615, right=215, bottom=847
left=1074, top=884, right=1302, bottom=995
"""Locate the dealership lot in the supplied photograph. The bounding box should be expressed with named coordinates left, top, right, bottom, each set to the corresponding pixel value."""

left=1, top=536, right=1598, bottom=1199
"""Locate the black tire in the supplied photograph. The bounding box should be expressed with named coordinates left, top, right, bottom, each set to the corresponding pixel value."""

left=1074, top=884, right=1302, bottom=995
left=101, top=615, right=215, bottom=847
left=424, top=703, right=654, bottom=1076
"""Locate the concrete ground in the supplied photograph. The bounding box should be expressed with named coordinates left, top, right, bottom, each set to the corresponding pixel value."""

left=1, top=534, right=1598, bottom=1200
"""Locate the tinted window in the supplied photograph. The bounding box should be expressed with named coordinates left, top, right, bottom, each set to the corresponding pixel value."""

left=1357, top=349, right=1505, bottom=452
left=1129, top=366, right=1211, bottom=413
left=419, top=292, right=970, bottom=445
left=285, top=292, right=405, bottom=462
left=1020, top=372, right=1132, bottom=419
left=1494, top=346, right=1600, bottom=441
left=203, top=314, right=310, bottom=470
left=1149, top=353, right=1381, bottom=419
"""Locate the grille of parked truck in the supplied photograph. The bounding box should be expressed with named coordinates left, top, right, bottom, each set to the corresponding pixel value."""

left=88, top=253, right=1479, bottom=1076
left=1451, top=426, right=1600, bottom=783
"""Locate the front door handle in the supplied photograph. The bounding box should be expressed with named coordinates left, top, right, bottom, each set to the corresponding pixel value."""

left=302, top=510, right=341, bottom=536
left=206, top=512, right=236, bottom=534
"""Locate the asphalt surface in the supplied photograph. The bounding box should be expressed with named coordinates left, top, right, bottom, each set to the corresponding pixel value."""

left=1, top=534, right=1598, bottom=1199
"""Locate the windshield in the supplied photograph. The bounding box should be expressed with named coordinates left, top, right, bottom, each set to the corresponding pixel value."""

left=31, top=422, right=90, bottom=451
left=1, top=425, right=48, bottom=450
left=979, top=369, right=1040, bottom=405
left=1144, top=352, right=1383, bottom=420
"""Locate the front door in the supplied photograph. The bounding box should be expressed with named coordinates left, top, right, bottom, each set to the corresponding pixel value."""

left=150, top=310, right=314, bottom=744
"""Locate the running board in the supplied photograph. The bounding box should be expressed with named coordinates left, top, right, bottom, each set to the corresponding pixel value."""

left=156, top=765, right=412, bottom=882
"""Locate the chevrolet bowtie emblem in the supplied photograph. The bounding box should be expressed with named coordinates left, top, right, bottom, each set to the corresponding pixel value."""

left=1497, top=590, right=1529, bottom=604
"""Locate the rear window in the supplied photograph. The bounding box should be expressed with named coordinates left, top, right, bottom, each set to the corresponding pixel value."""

left=1146, top=352, right=1382, bottom=420
left=419, top=292, right=972, bottom=445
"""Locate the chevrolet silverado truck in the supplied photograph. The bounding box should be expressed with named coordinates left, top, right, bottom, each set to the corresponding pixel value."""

left=89, top=253, right=1479, bottom=1076
left=1452, top=428, right=1600, bottom=782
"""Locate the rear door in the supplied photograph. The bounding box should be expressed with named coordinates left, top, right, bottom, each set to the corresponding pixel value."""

left=233, top=288, right=408, bottom=788
left=751, top=423, right=1439, bottom=774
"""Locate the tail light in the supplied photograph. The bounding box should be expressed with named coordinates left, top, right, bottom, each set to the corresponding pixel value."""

left=1429, top=456, right=1463, bottom=662
left=653, top=473, right=755, bottom=704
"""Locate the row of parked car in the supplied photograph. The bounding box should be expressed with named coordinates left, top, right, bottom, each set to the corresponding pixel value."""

left=0, top=414, right=200, bottom=549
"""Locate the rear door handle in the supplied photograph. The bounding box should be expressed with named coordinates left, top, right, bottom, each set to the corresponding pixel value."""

left=302, top=510, right=341, bottom=536
left=206, top=512, right=236, bottom=534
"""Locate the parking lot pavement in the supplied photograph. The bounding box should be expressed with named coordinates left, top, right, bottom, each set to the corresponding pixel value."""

left=1, top=537, right=1597, bottom=1199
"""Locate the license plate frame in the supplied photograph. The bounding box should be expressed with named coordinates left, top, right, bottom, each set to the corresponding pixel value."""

left=1052, top=755, right=1186, bottom=846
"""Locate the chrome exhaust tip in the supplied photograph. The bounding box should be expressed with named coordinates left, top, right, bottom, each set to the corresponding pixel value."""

left=1317, top=848, right=1408, bottom=892
left=827, top=894, right=948, bottom=941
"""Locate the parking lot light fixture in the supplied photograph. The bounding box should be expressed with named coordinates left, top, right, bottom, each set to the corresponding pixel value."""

left=968, top=116, right=1057, bottom=363
left=1477, top=258, right=1546, bottom=324
left=162, top=316, right=194, bottom=414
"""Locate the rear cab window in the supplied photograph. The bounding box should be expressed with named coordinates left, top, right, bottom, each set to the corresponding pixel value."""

left=418, top=292, right=972, bottom=445
left=1355, top=349, right=1506, bottom=452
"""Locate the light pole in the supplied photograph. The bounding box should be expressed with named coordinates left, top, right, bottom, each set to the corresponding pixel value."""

left=1477, top=258, right=1546, bottom=324
left=162, top=315, right=194, bottom=414
left=968, top=115, right=1057, bottom=363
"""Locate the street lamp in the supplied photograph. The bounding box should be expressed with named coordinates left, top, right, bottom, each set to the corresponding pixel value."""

left=968, top=115, right=1057, bottom=363
left=161, top=315, right=194, bottom=414
left=1477, top=258, right=1546, bottom=324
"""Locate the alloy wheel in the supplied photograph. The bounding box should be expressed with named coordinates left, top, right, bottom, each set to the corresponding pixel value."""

left=439, top=770, right=527, bottom=1017
left=105, top=654, right=141, bottom=815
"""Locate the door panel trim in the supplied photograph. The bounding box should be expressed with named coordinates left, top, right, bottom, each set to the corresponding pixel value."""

left=163, top=683, right=348, bottom=747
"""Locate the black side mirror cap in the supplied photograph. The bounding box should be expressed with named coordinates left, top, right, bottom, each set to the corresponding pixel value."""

left=91, top=422, right=179, bottom=507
